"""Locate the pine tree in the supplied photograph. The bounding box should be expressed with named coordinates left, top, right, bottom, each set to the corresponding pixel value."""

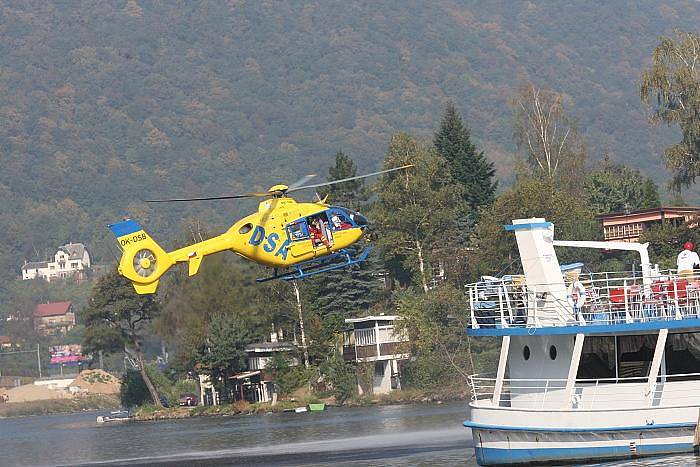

left=304, top=152, right=383, bottom=359
left=433, top=102, right=497, bottom=222
left=322, top=151, right=367, bottom=209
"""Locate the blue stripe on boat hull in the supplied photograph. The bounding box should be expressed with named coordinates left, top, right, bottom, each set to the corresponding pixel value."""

left=475, top=442, right=692, bottom=465
left=464, top=420, right=696, bottom=432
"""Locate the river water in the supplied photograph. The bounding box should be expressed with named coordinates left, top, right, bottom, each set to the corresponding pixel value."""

left=0, top=402, right=697, bottom=466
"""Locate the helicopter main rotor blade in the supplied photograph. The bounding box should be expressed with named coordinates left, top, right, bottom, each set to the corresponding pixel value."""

left=143, top=165, right=412, bottom=203
left=286, top=164, right=414, bottom=193
left=144, top=192, right=267, bottom=203
left=287, top=174, right=317, bottom=190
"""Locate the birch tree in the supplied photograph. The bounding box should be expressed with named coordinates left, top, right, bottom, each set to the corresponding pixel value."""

left=640, top=30, right=700, bottom=189
left=511, top=83, right=586, bottom=189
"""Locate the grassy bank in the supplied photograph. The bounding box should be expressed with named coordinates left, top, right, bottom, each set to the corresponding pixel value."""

left=0, top=394, right=120, bottom=418
left=134, top=389, right=468, bottom=421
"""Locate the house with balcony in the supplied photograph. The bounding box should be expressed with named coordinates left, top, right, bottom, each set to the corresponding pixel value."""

left=33, top=301, right=76, bottom=336
left=342, top=315, right=410, bottom=395
left=21, top=243, right=91, bottom=282
left=598, top=206, right=700, bottom=242
left=198, top=331, right=298, bottom=406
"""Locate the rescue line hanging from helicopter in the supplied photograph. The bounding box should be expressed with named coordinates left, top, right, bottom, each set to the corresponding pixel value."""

left=108, top=165, right=413, bottom=294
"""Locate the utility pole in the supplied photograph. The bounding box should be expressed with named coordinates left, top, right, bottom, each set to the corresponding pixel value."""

left=37, top=343, right=42, bottom=379
left=292, top=280, right=310, bottom=368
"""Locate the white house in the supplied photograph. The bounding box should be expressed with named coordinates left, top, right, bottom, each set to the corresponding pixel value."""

left=22, top=243, right=91, bottom=281
left=342, top=315, right=410, bottom=395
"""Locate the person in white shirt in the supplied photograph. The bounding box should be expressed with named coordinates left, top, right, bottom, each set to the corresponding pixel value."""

left=677, top=242, right=700, bottom=277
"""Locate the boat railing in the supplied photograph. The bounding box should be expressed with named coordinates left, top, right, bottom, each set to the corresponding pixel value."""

left=468, top=372, right=700, bottom=410
left=466, top=269, right=700, bottom=329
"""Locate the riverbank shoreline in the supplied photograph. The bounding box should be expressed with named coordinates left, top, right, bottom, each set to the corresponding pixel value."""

left=0, top=388, right=467, bottom=420
left=134, top=389, right=468, bottom=421
left=0, top=394, right=120, bottom=418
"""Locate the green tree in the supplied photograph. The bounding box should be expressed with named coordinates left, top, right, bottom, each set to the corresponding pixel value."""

left=195, top=312, right=258, bottom=397
left=157, top=252, right=268, bottom=372
left=266, top=352, right=316, bottom=396
left=304, top=151, right=383, bottom=352
left=585, top=157, right=661, bottom=215
left=83, top=270, right=163, bottom=406
left=119, top=368, right=150, bottom=407
left=320, top=151, right=368, bottom=209
left=396, top=286, right=476, bottom=394
left=470, top=178, right=601, bottom=279
left=639, top=222, right=700, bottom=270
left=434, top=101, right=497, bottom=223
left=372, top=133, right=466, bottom=292
left=640, top=179, right=662, bottom=210
left=320, top=351, right=356, bottom=405
left=641, top=30, right=700, bottom=189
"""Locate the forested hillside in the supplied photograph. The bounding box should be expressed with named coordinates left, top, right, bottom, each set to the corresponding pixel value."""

left=0, top=0, right=698, bottom=285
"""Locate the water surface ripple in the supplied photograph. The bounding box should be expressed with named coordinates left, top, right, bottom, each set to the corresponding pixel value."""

left=0, top=402, right=697, bottom=466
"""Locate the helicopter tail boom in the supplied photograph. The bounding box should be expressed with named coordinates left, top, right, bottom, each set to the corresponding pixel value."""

left=108, top=219, right=176, bottom=294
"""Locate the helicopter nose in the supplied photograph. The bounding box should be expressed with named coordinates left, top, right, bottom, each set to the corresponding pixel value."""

left=352, top=212, right=369, bottom=227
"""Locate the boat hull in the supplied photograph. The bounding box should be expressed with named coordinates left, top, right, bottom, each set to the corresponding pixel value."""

left=467, top=423, right=694, bottom=465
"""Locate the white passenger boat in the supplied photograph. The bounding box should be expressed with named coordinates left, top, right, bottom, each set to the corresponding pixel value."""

left=464, top=218, right=700, bottom=465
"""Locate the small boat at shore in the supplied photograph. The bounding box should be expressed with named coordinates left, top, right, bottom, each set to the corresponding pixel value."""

left=97, top=410, right=133, bottom=423
left=308, top=403, right=326, bottom=412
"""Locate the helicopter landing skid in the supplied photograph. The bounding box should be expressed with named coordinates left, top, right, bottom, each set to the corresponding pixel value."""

left=255, top=247, right=372, bottom=283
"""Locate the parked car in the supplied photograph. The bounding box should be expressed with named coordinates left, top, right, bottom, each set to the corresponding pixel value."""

left=178, top=393, right=198, bottom=406
left=159, top=395, right=170, bottom=408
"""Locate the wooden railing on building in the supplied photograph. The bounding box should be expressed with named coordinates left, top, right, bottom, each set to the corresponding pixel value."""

left=356, top=345, right=378, bottom=359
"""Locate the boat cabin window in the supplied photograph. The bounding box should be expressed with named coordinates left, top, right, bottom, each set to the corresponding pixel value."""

left=577, top=336, right=615, bottom=380
left=664, top=332, right=700, bottom=381
left=617, top=334, right=657, bottom=380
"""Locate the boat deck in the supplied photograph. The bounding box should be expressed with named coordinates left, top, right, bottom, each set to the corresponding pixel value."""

left=467, top=270, right=700, bottom=336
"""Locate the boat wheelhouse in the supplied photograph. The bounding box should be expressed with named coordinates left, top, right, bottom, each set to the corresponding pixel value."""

left=464, top=218, right=700, bottom=465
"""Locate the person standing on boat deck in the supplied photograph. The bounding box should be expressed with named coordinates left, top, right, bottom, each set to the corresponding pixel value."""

left=677, top=242, right=700, bottom=278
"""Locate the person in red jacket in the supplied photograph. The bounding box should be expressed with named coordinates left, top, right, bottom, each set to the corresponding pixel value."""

left=309, top=218, right=329, bottom=247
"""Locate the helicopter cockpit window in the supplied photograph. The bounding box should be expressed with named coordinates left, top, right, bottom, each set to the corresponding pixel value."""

left=288, top=221, right=309, bottom=241
left=329, top=210, right=353, bottom=231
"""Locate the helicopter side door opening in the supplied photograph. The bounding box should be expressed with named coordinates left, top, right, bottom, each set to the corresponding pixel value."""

left=308, top=212, right=333, bottom=248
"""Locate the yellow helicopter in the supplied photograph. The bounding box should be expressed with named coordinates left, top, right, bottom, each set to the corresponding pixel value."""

left=108, top=165, right=412, bottom=294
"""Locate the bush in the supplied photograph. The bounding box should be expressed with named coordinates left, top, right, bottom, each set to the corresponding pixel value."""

left=120, top=369, right=150, bottom=407
left=267, top=354, right=316, bottom=396
left=320, top=352, right=356, bottom=405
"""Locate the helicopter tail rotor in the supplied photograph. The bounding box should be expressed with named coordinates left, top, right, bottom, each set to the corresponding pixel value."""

left=107, top=219, right=176, bottom=294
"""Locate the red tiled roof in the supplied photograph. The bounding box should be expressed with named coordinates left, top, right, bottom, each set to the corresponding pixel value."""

left=33, top=301, right=73, bottom=318
left=0, top=335, right=11, bottom=345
